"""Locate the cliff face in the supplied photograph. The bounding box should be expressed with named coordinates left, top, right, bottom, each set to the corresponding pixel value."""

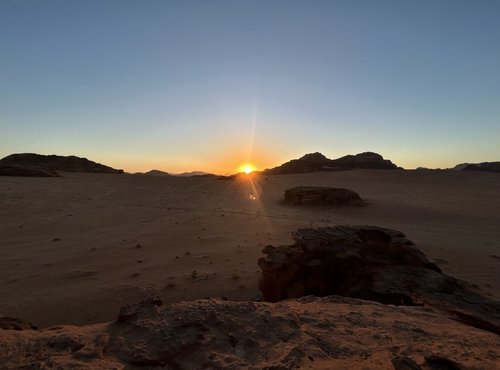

left=0, top=153, right=123, bottom=174
left=263, top=151, right=399, bottom=174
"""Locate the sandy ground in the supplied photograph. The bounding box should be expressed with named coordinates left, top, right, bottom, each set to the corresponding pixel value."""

left=0, top=169, right=499, bottom=327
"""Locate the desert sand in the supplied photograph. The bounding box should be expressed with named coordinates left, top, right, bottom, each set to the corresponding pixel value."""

left=1, top=169, right=499, bottom=327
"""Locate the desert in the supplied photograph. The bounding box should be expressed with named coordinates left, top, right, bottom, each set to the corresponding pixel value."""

left=2, top=1, right=500, bottom=368
left=1, top=164, right=500, bottom=368
left=1, top=166, right=499, bottom=327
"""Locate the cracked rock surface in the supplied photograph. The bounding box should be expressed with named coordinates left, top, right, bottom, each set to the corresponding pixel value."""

left=1, top=296, right=499, bottom=369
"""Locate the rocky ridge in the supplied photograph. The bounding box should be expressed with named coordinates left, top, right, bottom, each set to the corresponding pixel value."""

left=0, top=153, right=123, bottom=174
left=263, top=152, right=399, bottom=174
left=454, top=161, right=500, bottom=173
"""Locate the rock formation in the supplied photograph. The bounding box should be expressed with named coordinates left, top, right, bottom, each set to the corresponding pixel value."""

left=0, top=153, right=123, bottom=174
left=258, top=226, right=500, bottom=335
left=454, top=161, right=500, bottom=173
left=1, top=296, right=499, bottom=369
left=263, top=151, right=399, bottom=174
left=284, top=186, right=364, bottom=205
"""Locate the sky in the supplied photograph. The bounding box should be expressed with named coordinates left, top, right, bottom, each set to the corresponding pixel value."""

left=1, top=0, right=499, bottom=173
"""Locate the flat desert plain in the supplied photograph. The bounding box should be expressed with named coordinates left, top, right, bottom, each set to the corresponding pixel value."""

left=1, top=169, right=499, bottom=327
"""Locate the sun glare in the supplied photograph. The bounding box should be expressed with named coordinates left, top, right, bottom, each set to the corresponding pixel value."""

left=239, top=164, right=255, bottom=174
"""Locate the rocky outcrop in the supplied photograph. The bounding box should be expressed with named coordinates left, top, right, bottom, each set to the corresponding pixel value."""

left=0, top=153, right=123, bottom=174
left=258, top=226, right=500, bottom=335
left=284, top=186, right=364, bottom=205
left=454, top=162, right=500, bottom=173
left=0, top=165, right=60, bottom=177
left=1, top=296, right=499, bottom=369
left=263, top=151, right=398, bottom=174
left=332, top=152, right=398, bottom=169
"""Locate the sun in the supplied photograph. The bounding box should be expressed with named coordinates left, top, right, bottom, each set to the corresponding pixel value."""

left=239, top=163, right=256, bottom=174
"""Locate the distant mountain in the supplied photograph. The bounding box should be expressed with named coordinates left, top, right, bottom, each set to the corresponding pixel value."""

left=143, top=169, right=171, bottom=176
left=452, top=163, right=469, bottom=171
left=263, top=152, right=399, bottom=175
left=415, top=167, right=442, bottom=171
left=176, top=171, right=211, bottom=177
left=0, top=153, right=123, bottom=174
left=453, top=162, right=500, bottom=173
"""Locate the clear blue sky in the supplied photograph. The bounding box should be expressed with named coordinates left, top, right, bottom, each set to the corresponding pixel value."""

left=1, top=0, right=499, bottom=173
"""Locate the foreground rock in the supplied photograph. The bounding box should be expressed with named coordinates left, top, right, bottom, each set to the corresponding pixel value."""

left=0, top=165, right=60, bottom=177
left=0, top=153, right=123, bottom=174
left=284, top=186, right=364, bottom=205
left=258, top=226, right=500, bottom=335
left=1, top=296, right=499, bottom=369
left=264, top=151, right=399, bottom=174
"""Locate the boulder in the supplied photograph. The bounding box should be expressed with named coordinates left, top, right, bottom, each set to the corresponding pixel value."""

left=284, top=186, right=364, bottom=205
left=258, top=226, right=500, bottom=335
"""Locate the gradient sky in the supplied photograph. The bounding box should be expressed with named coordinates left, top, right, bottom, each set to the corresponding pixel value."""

left=1, top=0, right=499, bottom=173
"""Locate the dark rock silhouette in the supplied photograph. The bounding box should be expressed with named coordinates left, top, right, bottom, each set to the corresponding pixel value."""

left=0, top=153, right=123, bottom=174
left=0, top=165, right=60, bottom=177
left=143, top=169, right=171, bottom=176
left=176, top=171, right=212, bottom=177
left=454, top=162, right=500, bottom=173
left=258, top=226, right=500, bottom=335
left=263, top=151, right=398, bottom=174
left=284, top=186, right=364, bottom=206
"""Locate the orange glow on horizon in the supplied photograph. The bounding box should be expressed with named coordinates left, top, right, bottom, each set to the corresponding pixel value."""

left=239, top=163, right=256, bottom=174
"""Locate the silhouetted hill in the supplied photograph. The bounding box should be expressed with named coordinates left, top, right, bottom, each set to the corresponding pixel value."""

left=0, top=153, right=123, bottom=174
left=454, top=162, right=500, bottom=173
left=176, top=171, right=211, bottom=177
left=263, top=151, right=399, bottom=174
left=143, top=170, right=171, bottom=176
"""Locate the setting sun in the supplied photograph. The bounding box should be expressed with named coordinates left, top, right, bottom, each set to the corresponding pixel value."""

left=239, top=164, right=256, bottom=174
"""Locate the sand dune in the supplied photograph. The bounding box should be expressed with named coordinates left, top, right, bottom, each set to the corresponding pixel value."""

left=0, top=169, right=499, bottom=327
